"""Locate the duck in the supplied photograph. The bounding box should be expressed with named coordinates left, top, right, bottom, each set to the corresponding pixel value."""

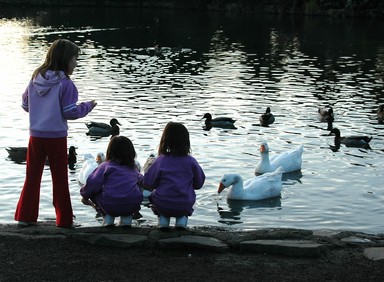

left=6, top=146, right=77, bottom=167
left=318, top=107, right=334, bottom=123
left=259, top=107, right=275, bottom=127
left=95, top=152, right=106, bottom=165
left=377, top=105, right=384, bottom=124
left=218, top=167, right=284, bottom=201
left=77, top=153, right=105, bottom=186
left=325, top=119, right=334, bottom=131
left=86, top=118, right=121, bottom=137
left=255, top=141, right=303, bottom=175
left=142, top=153, right=156, bottom=173
left=201, top=113, right=236, bottom=129
left=68, top=146, right=77, bottom=170
left=328, top=128, right=372, bottom=148
left=135, top=159, right=142, bottom=172
left=5, top=147, right=27, bottom=163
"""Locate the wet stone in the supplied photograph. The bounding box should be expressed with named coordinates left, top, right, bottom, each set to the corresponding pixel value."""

left=239, top=239, right=324, bottom=257
left=158, top=235, right=229, bottom=252
left=341, top=236, right=373, bottom=244
left=86, top=233, right=148, bottom=248
left=364, top=247, right=384, bottom=261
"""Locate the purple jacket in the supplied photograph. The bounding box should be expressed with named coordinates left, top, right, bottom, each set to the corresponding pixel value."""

left=22, top=70, right=94, bottom=138
left=80, top=161, right=144, bottom=206
left=143, top=154, right=205, bottom=216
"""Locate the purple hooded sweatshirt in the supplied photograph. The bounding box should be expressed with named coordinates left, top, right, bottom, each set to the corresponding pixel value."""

left=22, top=70, right=94, bottom=138
left=143, top=154, right=205, bottom=217
left=80, top=161, right=144, bottom=216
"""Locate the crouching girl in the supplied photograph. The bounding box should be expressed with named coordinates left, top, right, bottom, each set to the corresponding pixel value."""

left=80, top=136, right=143, bottom=227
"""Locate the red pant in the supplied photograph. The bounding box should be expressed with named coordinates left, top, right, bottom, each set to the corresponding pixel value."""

left=14, top=136, right=73, bottom=227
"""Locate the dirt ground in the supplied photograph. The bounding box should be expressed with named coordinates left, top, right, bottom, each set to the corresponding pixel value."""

left=0, top=229, right=383, bottom=282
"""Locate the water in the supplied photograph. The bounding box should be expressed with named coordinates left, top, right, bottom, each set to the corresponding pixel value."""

left=1, top=7, right=383, bottom=233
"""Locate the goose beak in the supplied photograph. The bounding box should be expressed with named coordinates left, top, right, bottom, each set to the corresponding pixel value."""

left=260, top=144, right=266, bottom=153
left=218, top=182, right=225, bottom=194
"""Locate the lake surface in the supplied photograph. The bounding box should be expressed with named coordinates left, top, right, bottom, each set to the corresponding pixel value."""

left=1, top=7, right=383, bottom=233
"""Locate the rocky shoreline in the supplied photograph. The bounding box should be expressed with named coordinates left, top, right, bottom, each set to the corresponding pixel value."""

left=1, top=222, right=383, bottom=281
left=1, top=222, right=384, bottom=258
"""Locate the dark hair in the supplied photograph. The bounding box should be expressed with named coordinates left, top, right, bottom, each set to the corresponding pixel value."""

left=106, top=136, right=136, bottom=168
left=158, top=122, right=191, bottom=156
left=32, top=39, right=80, bottom=79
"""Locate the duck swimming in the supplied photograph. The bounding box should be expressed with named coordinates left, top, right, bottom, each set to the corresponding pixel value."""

left=77, top=153, right=105, bottom=186
left=218, top=167, right=283, bottom=201
left=318, top=107, right=334, bottom=123
left=68, top=146, right=77, bottom=170
left=259, top=107, right=275, bottom=127
left=201, top=113, right=236, bottom=129
left=255, top=141, right=303, bottom=175
left=6, top=146, right=77, bottom=166
left=86, top=118, right=121, bottom=137
left=142, top=153, right=156, bottom=173
left=328, top=128, right=372, bottom=148
left=5, top=147, right=27, bottom=163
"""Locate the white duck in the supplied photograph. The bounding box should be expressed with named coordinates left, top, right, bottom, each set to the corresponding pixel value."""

left=218, top=167, right=284, bottom=200
left=77, top=153, right=105, bottom=186
left=255, top=142, right=303, bottom=175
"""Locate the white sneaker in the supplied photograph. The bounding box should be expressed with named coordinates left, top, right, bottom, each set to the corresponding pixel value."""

left=17, top=221, right=33, bottom=227
left=103, top=214, right=115, bottom=227
left=119, top=215, right=132, bottom=227
left=158, top=215, right=170, bottom=229
left=175, top=216, right=188, bottom=230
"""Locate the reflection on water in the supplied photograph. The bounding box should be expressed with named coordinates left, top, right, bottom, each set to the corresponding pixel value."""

left=0, top=7, right=384, bottom=233
left=217, top=197, right=282, bottom=225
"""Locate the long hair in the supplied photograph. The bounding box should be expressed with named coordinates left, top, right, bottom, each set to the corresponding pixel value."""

left=32, top=39, right=80, bottom=79
left=106, top=136, right=136, bottom=169
left=158, top=122, right=191, bottom=156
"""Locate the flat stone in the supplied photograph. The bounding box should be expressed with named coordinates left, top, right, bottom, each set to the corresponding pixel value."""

left=158, top=235, right=229, bottom=252
left=86, top=233, right=147, bottom=248
left=239, top=240, right=324, bottom=257
left=313, top=230, right=342, bottom=237
left=341, top=236, right=372, bottom=244
left=364, top=247, right=384, bottom=261
left=30, top=234, right=67, bottom=239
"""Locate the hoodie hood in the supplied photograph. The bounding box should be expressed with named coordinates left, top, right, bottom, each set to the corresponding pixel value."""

left=33, top=70, right=66, bottom=97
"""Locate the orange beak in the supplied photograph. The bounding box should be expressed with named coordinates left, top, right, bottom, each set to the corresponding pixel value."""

left=218, top=182, right=225, bottom=194
left=260, top=144, right=265, bottom=153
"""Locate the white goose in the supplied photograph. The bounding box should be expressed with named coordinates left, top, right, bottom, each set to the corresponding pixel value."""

left=218, top=167, right=284, bottom=200
left=255, top=142, right=303, bottom=175
left=77, top=153, right=105, bottom=186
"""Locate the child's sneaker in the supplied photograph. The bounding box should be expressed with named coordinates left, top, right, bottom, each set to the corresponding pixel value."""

left=103, top=214, right=115, bottom=227
left=175, top=216, right=188, bottom=230
left=119, top=215, right=132, bottom=227
left=158, top=215, right=170, bottom=230
left=17, top=221, right=34, bottom=227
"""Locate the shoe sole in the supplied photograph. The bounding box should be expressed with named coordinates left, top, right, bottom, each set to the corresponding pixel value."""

left=17, top=222, right=35, bottom=227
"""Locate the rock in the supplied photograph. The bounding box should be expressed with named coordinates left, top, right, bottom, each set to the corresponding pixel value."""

left=239, top=239, right=324, bottom=257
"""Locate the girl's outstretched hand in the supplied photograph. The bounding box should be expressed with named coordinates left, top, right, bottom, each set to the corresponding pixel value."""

left=91, top=100, right=97, bottom=109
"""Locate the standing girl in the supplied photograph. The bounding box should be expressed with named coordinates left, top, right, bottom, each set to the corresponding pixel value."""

left=143, top=122, right=205, bottom=229
left=80, top=136, right=144, bottom=227
left=15, top=39, right=97, bottom=228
